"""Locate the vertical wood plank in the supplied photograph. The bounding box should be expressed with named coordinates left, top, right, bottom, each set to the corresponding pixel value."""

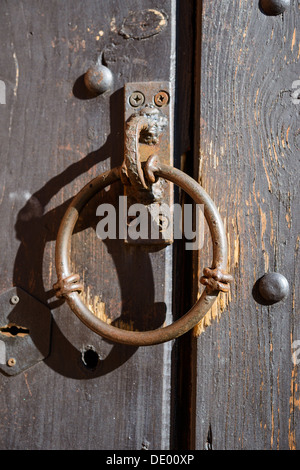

left=0, top=0, right=177, bottom=450
left=192, top=0, right=300, bottom=449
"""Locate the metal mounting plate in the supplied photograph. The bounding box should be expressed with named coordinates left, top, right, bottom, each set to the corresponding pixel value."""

left=0, top=287, right=52, bottom=376
left=124, top=81, right=174, bottom=245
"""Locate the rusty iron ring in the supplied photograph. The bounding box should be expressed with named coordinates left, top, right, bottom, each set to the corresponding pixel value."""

left=54, top=158, right=231, bottom=346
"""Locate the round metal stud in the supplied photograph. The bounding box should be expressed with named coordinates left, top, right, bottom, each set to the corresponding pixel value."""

left=258, top=272, right=289, bottom=303
left=260, top=0, right=290, bottom=15
left=84, top=54, right=113, bottom=95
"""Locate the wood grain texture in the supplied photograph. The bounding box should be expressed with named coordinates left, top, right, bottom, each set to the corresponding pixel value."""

left=0, top=0, right=177, bottom=450
left=192, top=0, right=300, bottom=449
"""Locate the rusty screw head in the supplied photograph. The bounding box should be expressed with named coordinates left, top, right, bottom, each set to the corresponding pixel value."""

left=154, top=91, right=169, bottom=107
left=129, top=91, right=145, bottom=107
left=10, top=295, right=19, bottom=305
left=7, top=358, right=16, bottom=367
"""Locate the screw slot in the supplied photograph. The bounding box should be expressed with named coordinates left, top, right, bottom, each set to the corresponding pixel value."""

left=154, top=91, right=169, bottom=107
left=84, top=52, right=113, bottom=95
left=129, top=91, right=145, bottom=107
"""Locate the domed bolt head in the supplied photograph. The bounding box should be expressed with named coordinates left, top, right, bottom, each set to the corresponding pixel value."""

left=260, top=0, right=290, bottom=16
left=258, top=272, right=289, bottom=303
left=84, top=59, right=113, bottom=95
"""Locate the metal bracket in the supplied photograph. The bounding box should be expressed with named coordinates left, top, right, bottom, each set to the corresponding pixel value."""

left=0, top=287, right=52, bottom=376
left=123, top=81, right=174, bottom=245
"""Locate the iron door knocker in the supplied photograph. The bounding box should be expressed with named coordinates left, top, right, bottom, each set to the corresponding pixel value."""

left=53, top=83, right=233, bottom=346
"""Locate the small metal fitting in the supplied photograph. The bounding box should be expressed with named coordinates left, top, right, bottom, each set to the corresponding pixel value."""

left=154, top=91, right=169, bottom=107
left=84, top=53, right=113, bottom=95
left=10, top=295, right=19, bottom=305
left=7, top=358, right=16, bottom=367
left=129, top=91, right=145, bottom=107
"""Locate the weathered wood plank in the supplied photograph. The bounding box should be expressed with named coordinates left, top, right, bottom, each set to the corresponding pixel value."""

left=0, top=0, right=177, bottom=450
left=192, top=0, right=300, bottom=450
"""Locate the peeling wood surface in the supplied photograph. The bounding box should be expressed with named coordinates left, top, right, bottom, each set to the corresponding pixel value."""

left=0, top=0, right=177, bottom=450
left=119, top=9, right=168, bottom=40
left=192, top=0, right=300, bottom=449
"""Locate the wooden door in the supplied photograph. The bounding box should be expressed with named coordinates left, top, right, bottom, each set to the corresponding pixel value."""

left=0, top=0, right=299, bottom=451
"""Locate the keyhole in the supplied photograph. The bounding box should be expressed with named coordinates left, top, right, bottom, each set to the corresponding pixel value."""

left=82, top=347, right=99, bottom=370
left=0, top=324, right=29, bottom=337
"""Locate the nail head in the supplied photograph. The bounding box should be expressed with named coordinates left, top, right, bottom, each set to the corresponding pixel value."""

left=258, top=272, right=289, bottom=303
left=10, top=295, right=19, bottom=305
left=84, top=63, right=113, bottom=95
